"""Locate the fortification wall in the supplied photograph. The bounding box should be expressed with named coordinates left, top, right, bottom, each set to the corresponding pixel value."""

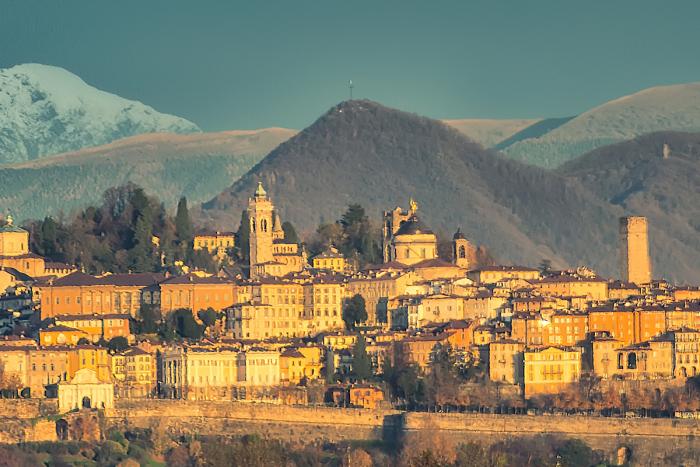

left=403, top=413, right=700, bottom=467
left=106, top=400, right=400, bottom=445
left=1, top=399, right=699, bottom=465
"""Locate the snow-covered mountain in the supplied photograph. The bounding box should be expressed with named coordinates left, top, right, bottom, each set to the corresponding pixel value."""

left=502, top=82, right=700, bottom=167
left=0, top=63, right=200, bottom=163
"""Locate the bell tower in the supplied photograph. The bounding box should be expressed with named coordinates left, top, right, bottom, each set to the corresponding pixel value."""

left=452, top=228, right=474, bottom=269
left=248, top=182, right=275, bottom=272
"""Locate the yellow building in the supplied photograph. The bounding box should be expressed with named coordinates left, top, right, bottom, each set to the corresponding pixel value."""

left=193, top=230, right=235, bottom=259
left=311, top=246, right=348, bottom=273
left=248, top=183, right=305, bottom=279
left=467, top=266, right=540, bottom=285
left=111, top=347, right=155, bottom=398
left=591, top=334, right=622, bottom=379
left=613, top=339, right=674, bottom=380
left=524, top=346, right=582, bottom=398
left=280, top=346, right=323, bottom=385
left=347, top=270, right=419, bottom=325
left=67, top=345, right=111, bottom=383
left=0, top=218, right=47, bottom=277
left=620, top=216, right=652, bottom=285
left=534, top=274, right=608, bottom=301
left=672, top=328, right=700, bottom=378
left=303, top=276, right=346, bottom=333
left=54, top=314, right=132, bottom=344
left=161, top=345, right=241, bottom=400
left=230, top=302, right=308, bottom=339
left=39, top=325, right=90, bottom=347
left=322, top=332, right=358, bottom=350
left=489, top=339, right=525, bottom=385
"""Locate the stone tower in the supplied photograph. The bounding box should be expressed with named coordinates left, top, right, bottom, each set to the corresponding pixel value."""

left=452, top=228, right=474, bottom=269
left=248, top=182, right=275, bottom=268
left=382, top=198, right=418, bottom=262
left=619, top=216, right=652, bottom=285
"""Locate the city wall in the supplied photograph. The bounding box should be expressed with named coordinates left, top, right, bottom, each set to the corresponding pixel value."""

left=1, top=399, right=699, bottom=465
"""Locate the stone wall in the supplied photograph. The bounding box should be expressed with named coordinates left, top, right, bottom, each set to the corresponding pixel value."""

left=403, top=412, right=700, bottom=467
left=1, top=399, right=699, bottom=465
left=106, top=400, right=400, bottom=446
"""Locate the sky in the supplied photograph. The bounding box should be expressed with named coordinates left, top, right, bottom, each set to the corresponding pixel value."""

left=2, top=0, right=700, bottom=131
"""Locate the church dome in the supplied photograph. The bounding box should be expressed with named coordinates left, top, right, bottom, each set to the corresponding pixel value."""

left=395, top=215, right=433, bottom=236
left=453, top=228, right=466, bottom=240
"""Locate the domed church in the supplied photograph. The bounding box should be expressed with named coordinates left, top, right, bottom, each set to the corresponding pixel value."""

left=387, top=215, right=438, bottom=266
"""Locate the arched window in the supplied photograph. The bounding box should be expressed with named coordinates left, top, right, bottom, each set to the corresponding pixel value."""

left=627, top=353, right=637, bottom=369
left=459, top=245, right=466, bottom=258
left=261, top=219, right=267, bottom=232
left=250, top=217, right=256, bottom=232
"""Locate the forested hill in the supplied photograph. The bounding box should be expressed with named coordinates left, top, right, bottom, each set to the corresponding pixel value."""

left=558, top=131, right=700, bottom=281
left=200, top=100, right=625, bottom=278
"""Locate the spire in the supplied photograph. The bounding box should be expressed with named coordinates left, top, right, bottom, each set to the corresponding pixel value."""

left=254, top=182, right=267, bottom=198
left=273, top=212, right=283, bottom=232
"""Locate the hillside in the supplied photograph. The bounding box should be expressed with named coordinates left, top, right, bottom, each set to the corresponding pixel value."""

left=0, top=63, right=199, bottom=163
left=441, top=118, right=540, bottom=147
left=1, top=128, right=294, bottom=221
left=201, top=100, right=628, bottom=277
left=503, top=82, right=700, bottom=168
left=558, top=131, right=700, bottom=281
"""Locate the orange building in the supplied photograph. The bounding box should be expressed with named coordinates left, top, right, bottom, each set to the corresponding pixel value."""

left=588, top=305, right=666, bottom=346
left=543, top=311, right=589, bottom=347
left=159, top=274, right=236, bottom=314
left=37, top=272, right=164, bottom=318
left=54, top=314, right=132, bottom=343
left=398, top=333, right=449, bottom=368
left=349, top=384, right=384, bottom=409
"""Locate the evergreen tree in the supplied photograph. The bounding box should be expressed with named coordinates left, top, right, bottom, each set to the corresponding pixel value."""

left=352, top=335, right=372, bottom=381
left=175, top=197, right=193, bottom=246
left=281, top=221, right=300, bottom=244
left=40, top=216, right=58, bottom=258
left=128, top=214, right=157, bottom=272
left=325, top=352, right=336, bottom=384
left=235, top=210, right=250, bottom=263
left=342, top=294, right=367, bottom=330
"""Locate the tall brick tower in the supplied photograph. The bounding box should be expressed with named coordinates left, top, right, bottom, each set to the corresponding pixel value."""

left=619, top=216, right=652, bottom=285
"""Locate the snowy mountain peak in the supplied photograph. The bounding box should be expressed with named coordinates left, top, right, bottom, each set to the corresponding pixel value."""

left=0, top=63, right=200, bottom=163
left=502, top=81, right=700, bottom=167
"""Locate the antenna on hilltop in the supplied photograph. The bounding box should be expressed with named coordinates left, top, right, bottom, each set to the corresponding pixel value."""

left=348, top=79, right=354, bottom=100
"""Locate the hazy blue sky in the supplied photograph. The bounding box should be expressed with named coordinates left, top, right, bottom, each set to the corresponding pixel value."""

left=2, top=0, right=699, bottom=130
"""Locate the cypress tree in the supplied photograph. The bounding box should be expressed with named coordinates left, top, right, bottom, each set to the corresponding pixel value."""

left=175, top=197, right=193, bottom=245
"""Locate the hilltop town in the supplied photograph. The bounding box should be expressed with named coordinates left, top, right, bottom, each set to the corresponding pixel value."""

left=0, top=181, right=698, bottom=421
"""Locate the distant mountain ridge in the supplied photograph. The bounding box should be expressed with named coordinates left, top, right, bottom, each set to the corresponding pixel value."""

left=503, top=82, right=700, bottom=167
left=0, top=63, right=200, bottom=163
left=1, top=128, right=294, bottom=221
left=441, top=118, right=540, bottom=147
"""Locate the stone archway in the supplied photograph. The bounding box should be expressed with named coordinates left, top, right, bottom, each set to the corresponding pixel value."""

left=56, top=419, right=69, bottom=440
